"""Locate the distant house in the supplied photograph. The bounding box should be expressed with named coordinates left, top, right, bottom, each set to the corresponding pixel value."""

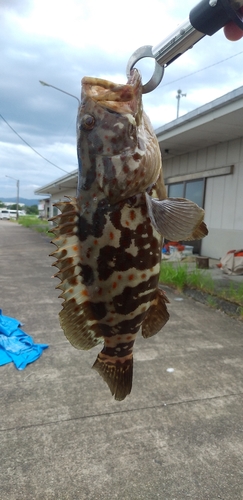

left=35, top=86, right=243, bottom=259
left=38, top=198, right=51, bottom=219
left=35, top=170, right=78, bottom=219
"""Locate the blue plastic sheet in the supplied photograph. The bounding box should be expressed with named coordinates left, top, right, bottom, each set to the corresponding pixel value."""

left=0, top=309, right=48, bottom=370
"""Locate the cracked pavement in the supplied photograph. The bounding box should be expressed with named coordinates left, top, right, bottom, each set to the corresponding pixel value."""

left=0, top=220, right=243, bottom=500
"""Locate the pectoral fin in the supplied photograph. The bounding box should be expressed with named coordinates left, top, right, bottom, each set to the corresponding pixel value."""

left=145, top=194, right=208, bottom=241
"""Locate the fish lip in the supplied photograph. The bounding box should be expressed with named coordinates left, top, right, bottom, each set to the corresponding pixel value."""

left=81, top=69, right=141, bottom=94
left=126, top=68, right=141, bottom=86
left=81, top=69, right=142, bottom=120
left=81, top=76, right=122, bottom=91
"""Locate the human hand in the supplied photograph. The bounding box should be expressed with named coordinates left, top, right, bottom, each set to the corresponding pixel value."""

left=224, top=7, right=243, bottom=40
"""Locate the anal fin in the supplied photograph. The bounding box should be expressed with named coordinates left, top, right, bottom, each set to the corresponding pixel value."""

left=93, top=355, right=133, bottom=401
left=142, top=288, right=170, bottom=338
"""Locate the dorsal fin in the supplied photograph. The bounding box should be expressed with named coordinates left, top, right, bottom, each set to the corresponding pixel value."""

left=50, top=198, right=102, bottom=350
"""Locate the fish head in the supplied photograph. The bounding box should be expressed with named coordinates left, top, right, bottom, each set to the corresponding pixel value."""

left=77, top=69, right=162, bottom=202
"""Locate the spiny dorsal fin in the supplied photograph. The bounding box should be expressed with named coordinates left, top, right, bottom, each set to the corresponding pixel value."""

left=145, top=194, right=208, bottom=241
left=50, top=197, right=102, bottom=350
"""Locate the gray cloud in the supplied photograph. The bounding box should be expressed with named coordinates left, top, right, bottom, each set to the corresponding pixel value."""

left=0, top=0, right=31, bottom=14
left=1, top=1, right=243, bottom=199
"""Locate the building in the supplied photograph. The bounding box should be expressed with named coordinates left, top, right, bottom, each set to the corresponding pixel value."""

left=38, top=198, right=51, bottom=219
left=35, top=170, right=78, bottom=220
left=35, top=86, right=243, bottom=259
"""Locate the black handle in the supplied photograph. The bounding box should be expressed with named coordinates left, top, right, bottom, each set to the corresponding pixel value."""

left=190, top=0, right=243, bottom=36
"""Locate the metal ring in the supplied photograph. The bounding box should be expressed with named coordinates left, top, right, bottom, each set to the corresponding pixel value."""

left=126, top=45, right=164, bottom=94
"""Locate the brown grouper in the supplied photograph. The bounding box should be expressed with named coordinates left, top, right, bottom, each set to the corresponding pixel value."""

left=50, top=69, right=207, bottom=400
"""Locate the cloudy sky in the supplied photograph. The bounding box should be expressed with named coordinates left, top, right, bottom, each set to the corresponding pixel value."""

left=1, top=0, right=243, bottom=200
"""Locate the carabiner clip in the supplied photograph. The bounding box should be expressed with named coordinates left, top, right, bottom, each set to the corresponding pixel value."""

left=127, top=0, right=243, bottom=94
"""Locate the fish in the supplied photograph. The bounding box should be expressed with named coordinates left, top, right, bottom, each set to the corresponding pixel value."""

left=50, top=69, right=208, bottom=401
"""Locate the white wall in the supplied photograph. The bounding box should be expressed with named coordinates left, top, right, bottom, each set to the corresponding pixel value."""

left=162, top=137, right=243, bottom=258
left=49, top=187, right=77, bottom=219
left=201, top=138, right=243, bottom=258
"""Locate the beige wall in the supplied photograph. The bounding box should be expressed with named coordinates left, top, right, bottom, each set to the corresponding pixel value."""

left=49, top=187, right=77, bottom=219
left=162, top=137, right=243, bottom=259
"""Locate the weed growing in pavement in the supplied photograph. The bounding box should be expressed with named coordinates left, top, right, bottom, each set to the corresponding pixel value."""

left=17, top=216, right=53, bottom=237
left=220, top=282, right=243, bottom=305
left=18, top=215, right=46, bottom=227
left=187, top=267, right=214, bottom=293
left=206, top=296, right=217, bottom=308
left=158, top=262, right=188, bottom=291
left=160, top=262, right=243, bottom=306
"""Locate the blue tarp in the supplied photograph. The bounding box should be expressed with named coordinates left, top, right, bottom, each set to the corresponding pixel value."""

left=0, top=309, right=48, bottom=370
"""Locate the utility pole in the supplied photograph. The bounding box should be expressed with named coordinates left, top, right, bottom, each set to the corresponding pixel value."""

left=16, top=179, right=19, bottom=220
left=176, top=89, right=186, bottom=118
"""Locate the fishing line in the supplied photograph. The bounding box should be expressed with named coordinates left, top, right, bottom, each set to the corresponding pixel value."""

left=0, top=113, right=69, bottom=174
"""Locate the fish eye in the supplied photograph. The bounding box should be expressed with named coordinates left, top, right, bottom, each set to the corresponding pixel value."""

left=81, top=114, right=95, bottom=130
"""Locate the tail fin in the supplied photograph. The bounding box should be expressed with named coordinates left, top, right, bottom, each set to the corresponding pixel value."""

left=93, top=355, right=133, bottom=401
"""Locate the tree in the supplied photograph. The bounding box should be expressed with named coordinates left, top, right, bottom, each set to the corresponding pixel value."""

left=26, top=205, right=38, bottom=215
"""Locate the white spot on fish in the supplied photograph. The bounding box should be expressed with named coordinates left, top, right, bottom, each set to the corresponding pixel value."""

left=114, top=122, right=124, bottom=129
left=124, top=113, right=136, bottom=125
left=166, top=368, right=174, bottom=373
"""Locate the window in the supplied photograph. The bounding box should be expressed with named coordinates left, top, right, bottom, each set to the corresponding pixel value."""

left=168, top=182, right=184, bottom=198
left=167, top=178, right=205, bottom=253
left=168, top=179, right=205, bottom=207
left=185, top=179, right=204, bottom=207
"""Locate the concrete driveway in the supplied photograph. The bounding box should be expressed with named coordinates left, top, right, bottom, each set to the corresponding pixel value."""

left=0, top=220, right=243, bottom=500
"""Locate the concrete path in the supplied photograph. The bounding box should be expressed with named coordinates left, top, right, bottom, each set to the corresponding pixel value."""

left=0, top=220, right=243, bottom=500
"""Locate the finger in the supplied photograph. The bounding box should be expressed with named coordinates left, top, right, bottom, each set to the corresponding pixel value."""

left=224, top=6, right=243, bottom=41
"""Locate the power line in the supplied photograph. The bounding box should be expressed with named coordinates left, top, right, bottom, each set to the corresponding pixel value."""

left=162, top=49, right=243, bottom=87
left=0, top=113, right=69, bottom=174
left=2, top=48, right=242, bottom=170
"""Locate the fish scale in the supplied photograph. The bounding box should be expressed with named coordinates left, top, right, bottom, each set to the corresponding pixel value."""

left=50, top=69, right=208, bottom=401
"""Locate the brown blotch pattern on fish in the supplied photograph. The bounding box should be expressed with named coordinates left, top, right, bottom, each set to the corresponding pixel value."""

left=51, top=70, right=192, bottom=401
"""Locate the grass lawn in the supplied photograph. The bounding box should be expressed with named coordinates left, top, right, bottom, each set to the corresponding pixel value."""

left=17, top=216, right=54, bottom=237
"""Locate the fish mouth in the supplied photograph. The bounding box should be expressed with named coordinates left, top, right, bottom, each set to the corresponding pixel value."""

left=81, top=69, right=142, bottom=123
